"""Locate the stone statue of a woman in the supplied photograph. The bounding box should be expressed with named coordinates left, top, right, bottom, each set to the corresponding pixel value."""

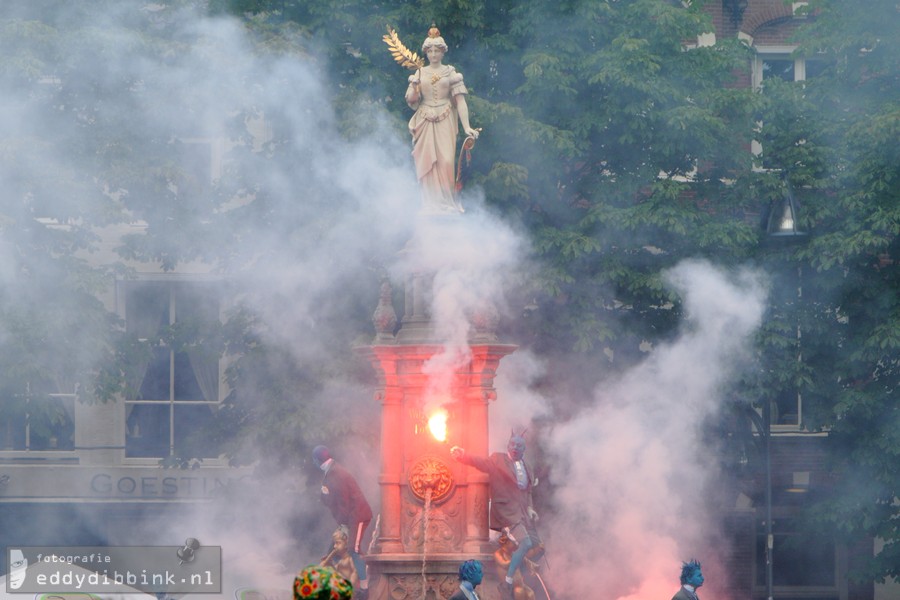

left=404, top=25, right=479, bottom=214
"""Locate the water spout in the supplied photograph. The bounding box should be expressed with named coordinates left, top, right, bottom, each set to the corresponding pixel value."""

left=420, top=487, right=433, bottom=599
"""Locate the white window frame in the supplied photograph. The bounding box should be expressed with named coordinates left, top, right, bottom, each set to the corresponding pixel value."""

left=120, top=278, right=225, bottom=462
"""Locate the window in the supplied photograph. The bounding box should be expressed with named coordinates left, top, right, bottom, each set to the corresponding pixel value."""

left=762, top=56, right=796, bottom=83
left=0, top=387, right=75, bottom=451
left=752, top=48, right=826, bottom=89
left=771, top=390, right=801, bottom=428
left=755, top=517, right=840, bottom=599
left=122, top=281, right=222, bottom=459
left=751, top=48, right=826, bottom=169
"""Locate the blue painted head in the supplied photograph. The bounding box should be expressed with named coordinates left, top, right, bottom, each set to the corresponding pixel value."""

left=680, top=559, right=703, bottom=587
left=458, top=560, right=483, bottom=585
left=507, top=432, right=526, bottom=461
left=312, top=445, right=331, bottom=468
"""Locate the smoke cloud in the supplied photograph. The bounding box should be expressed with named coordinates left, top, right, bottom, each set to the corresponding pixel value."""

left=0, top=0, right=414, bottom=589
left=2, top=2, right=770, bottom=599
left=539, top=260, right=767, bottom=600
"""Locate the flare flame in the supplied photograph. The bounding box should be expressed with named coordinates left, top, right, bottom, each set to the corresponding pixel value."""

left=427, top=409, right=448, bottom=442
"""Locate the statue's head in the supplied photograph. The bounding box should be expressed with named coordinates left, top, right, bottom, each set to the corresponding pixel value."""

left=293, top=566, right=353, bottom=600
left=332, top=525, right=350, bottom=554
left=458, top=560, right=483, bottom=586
left=312, top=445, right=331, bottom=468
left=679, top=559, right=704, bottom=588
left=497, top=531, right=516, bottom=556
left=507, top=431, right=526, bottom=461
left=422, top=24, right=448, bottom=53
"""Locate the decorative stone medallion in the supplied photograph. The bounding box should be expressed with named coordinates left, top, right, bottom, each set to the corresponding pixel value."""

left=407, top=454, right=454, bottom=504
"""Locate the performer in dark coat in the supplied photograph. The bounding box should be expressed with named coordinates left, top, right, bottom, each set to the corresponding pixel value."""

left=313, top=446, right=373, bottom=599
left=450, top=433, right=543, bottom=600
left=671, top=559, right=704, bottom=600
left=448, top=560, right=483, bottom=600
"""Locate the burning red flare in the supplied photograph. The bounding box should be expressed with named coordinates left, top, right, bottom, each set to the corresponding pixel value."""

left=427, top=409, right=448, bottom=442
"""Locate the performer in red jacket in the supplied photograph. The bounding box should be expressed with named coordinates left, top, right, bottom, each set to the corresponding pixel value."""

left=313, top=445, right=373, bottom=599
left=450, top=433, right=543, bottom=600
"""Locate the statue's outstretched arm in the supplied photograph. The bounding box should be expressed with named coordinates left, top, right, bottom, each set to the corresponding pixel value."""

left=455, top=95, right=479, bottom=139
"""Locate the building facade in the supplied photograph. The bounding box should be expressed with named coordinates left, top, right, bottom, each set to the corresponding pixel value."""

left=706, top=2, right=894, bottom=599
left=0, top=3, right=894, bottom=600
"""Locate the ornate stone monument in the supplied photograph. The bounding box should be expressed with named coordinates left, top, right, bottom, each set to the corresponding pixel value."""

left=358, top=265, right=515, bottom=600
left=363, top=26, right=509, bottom=599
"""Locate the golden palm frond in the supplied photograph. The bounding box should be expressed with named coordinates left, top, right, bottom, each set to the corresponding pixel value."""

left=382, top=26, right=424, bottom=70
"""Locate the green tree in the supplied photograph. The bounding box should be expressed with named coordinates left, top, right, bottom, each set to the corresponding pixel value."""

left=224, top=0, right=763, bottom=357
left=0, top=0, right=381, bottom=463
left=3, top=0, right=898, bottom=583
left=710, top=0, right=899, bottom=585
left=765, top=0, right=899, bottom=584
left=0, top=4, right=131, bottom=449
left=216, top=0, right=899, bottom=581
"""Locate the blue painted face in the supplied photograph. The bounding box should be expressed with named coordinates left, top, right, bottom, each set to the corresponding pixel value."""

left=687, top=567, right=704, bottom=588
left=507, top=436, right=526, bottom=461
left=459, top=560, right=483, bottom=586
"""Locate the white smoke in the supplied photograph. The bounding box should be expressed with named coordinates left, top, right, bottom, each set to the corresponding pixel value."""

left=0, top=1, right=411, bottom=590
left=541, top=260, right=767, bottom=600
left=2, top=3, right=772, bottom=599
left=396, top=206, right=527, bottom=412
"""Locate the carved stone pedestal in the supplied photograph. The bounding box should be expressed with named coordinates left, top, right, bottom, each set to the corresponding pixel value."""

left=357, top=272, right=516, bottom=599
left=367, top=554, right=500, bottom=600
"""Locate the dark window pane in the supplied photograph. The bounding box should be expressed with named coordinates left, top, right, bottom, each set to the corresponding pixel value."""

left=773, top=390, right=799, bottom=426
left=125, top=282, right=168, bottom=338
left=28, top=396, right=75, bottom=450
left=173, top=351, right=204, bottom=400
left=1, top=414, right=27, bottom=450
left=125, top=404, right=170, bottom=457
left=763, top=58, right=794, bottom=82
left=174, top=283, right=219, bottom=326
left=756, top=519, right=836, bottom=587
left=139, top=347, right=171, bottom=400
left=174, top=404, right=219, bottom=458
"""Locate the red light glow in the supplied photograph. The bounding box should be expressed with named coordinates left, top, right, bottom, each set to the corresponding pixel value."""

left=427, top=409, right=448, bottom=442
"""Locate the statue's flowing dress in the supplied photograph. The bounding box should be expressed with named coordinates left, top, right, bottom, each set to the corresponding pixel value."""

left=408, top=65, right=467, bottom=214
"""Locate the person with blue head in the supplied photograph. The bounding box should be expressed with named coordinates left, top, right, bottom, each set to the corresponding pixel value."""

left=672, top=559, right=704, bottom=600
left=312, top=445, right=373, bottom=600
left=450, top=431, right=544, bottom=600
left=448, top=560, right=483, bottom=600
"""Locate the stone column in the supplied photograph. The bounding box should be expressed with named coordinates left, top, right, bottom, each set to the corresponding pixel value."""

left=462, top=386, right=491, bottom=552
left=364, top=348, right=405, bottom=553
left=357, top=254, right=517, bottom=599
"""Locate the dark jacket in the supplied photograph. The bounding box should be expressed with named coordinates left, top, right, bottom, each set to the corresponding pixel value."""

left=457, top=451, right=534, bottom=531
left=448, top=585, right=478, bottom=600
left=320, top=461, right=373, bottom=527
left=671, top=587, right=699, bottom=600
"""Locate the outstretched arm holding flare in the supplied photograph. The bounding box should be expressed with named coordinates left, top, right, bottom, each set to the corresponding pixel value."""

left=450, top=434, right=545, bottom=600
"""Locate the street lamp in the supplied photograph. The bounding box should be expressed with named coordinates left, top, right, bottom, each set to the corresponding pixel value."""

left=765, top=179, right=807, bottom=239
left=763, top=397, right=773, bottom=600
left=762, top=175, right=809, bottom=600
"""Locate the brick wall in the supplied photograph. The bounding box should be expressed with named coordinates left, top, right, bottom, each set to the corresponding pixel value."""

left=741, top=0, right=796, bottom=39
